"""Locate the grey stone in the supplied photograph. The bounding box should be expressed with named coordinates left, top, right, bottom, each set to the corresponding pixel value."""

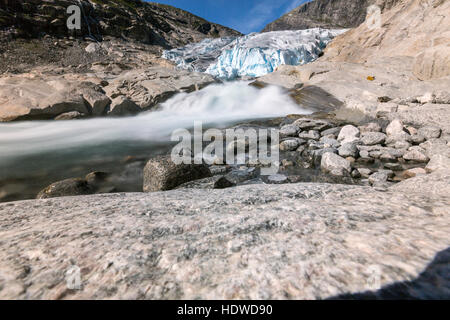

left=360, top=132, right=387, bottom=146
left=299, top=130, right=321, bottom=140
left=214, top=176, right=236, bottom=189
left=280, top=139, right=301, bottom=151
left=267, top=174, right=288, bottom=184
left=368, top=172, right=389, bottom=185
left=320, top=137, right=340, bottom=148
left=386, top=119, right=405, bottom=137
left=357, top=168, right=372, bottom=178
left=321, top=152, right=351, bottom=175
left=279, top=124, right=300, bottom=138
left=338, top=142, right=358, bottom=158
left=418, top=126, right=442, bottom=140
left=321, top=127, right=341, bottom=137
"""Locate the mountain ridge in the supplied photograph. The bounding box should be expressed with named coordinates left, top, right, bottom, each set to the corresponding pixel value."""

left=262, top=0, right=402, bottom=32
left=0, top=0, right=241, bottom=48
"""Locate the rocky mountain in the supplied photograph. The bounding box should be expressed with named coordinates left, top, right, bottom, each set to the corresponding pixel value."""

left=262, top=0, right=401, bottom=32
left=324, top=0, right=450, bottom=80
left=0, top=0, right=241, bottom=48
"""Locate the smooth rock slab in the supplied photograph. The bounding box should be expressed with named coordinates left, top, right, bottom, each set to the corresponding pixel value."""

left=0, top=180, right=448, bottom=299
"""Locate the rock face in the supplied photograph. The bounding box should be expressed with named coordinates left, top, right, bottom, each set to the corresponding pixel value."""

left=262, top=0, right=401, bottom=32
left=143, top=156, right=212, bottom=192
left=324, top=0, right=450, bottom=80
left=0, top=0, right=240, bottom=48
left=0, top=175, right=449, bottom=299
left=0, top=67, right=216, bottom=121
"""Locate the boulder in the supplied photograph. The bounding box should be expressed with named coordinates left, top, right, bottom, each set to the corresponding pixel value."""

left=143, top=156, right=212, bottom=192
left=368, top=172, right=389, bottom=186
left=360, top=132, right=387, bottom=146
left=321, top=152, right=351, bottom=176
left=213, top=176, right=236, bottom=189
left=386, top=119, right=405, bottom=137
left=36, top=178, right=94, bottom=199
left=338, top=142, right=358, bottom=158
left=279, top=124, right=300, bottom=138
left=280, top=139, right=303, bottom=152
left=337, top=125, right=360, bottom=144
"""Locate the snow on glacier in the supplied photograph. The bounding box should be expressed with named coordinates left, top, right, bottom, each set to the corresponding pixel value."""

left=162, top=28, right=346, bottom=80
left=162, top=36, right=237, bottom=73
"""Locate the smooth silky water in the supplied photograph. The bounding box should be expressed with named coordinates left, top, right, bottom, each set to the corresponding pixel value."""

left=0, top=82, right=312, bottom=202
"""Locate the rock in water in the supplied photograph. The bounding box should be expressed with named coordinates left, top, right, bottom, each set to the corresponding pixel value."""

left=37, top=178, right=94, bottom=199
left=143, top=156, right=212, bottom=192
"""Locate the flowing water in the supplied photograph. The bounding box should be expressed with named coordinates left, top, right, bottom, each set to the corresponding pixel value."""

left=0, top=82, right=312, bottom=201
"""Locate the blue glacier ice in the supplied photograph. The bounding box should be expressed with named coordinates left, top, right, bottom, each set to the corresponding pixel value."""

left=162, top=28, right=347, bottom=80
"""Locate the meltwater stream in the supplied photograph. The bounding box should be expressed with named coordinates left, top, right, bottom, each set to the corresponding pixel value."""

left=0, top=82, right=311, bottom=201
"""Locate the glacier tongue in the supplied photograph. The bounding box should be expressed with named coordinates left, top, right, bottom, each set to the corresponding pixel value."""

left=162, top=37, right=237, bottom=73
left=163, top=28, right=346, bottom=80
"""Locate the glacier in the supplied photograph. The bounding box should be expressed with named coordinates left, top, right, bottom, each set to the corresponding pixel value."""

left=162, top=28, right=347, bottom=80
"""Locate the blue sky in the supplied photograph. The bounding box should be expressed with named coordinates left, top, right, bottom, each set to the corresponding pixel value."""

left=149, top=0, right=309, bottom=34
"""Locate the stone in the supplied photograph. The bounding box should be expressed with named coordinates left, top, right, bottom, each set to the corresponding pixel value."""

left=368, top=172, right=389, bottom=185
left=320, top=137, right=340, bottom=149
left=321, top=152, right=351, bottom=175
left=143, top=156, right=212, bottom=192
left=280, top=139, right=302, bottom=151
left=54, top=111, right=84, bottom=120
left=293, top=118, right=332, bottom=131
left=299, top=130, right=320, bottom=140
left=213, top=176, right=236, bottom=189
left=107, top=96, right=141, bottom=116
left=403, top=168, right=427, bottom=179
left=393, top=141, right=411, bottom=150
left=351, top=169, right=361, bottom=178
left=359, top=122, right=382, bottom=133
left=321, top=127, right=341, bottom=137
left=279, top=124, right=300, bottom=138
left=337, top=125, right=360, bottom=144
left=416, top=92, right=436, bottom=104
left=418, top=126, right=442, bottom=140
left=360, top=132, right=387, bottom=146
left=267, top=174, right=288, bottom=184
left=338, top=143, right=358, bottom=158
left=357, top=168, right=372, bottom=178
left=403, top=147, right=430, bottom=163
left=386, top=119, right=405, bottom=137
left=36, top=178, right=94, bottom=199
left=411, top=134, right=426, bottom=145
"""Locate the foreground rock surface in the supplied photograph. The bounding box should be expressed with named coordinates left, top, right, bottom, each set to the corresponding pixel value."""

left=0, top=171, right=448, bottom=299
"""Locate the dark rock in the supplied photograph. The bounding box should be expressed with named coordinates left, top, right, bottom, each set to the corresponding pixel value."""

left=37, top=178, right=93, bottom=199
left=143, top=156, right=212, bottom=192
left=213, top=176, right=236, bottom=189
